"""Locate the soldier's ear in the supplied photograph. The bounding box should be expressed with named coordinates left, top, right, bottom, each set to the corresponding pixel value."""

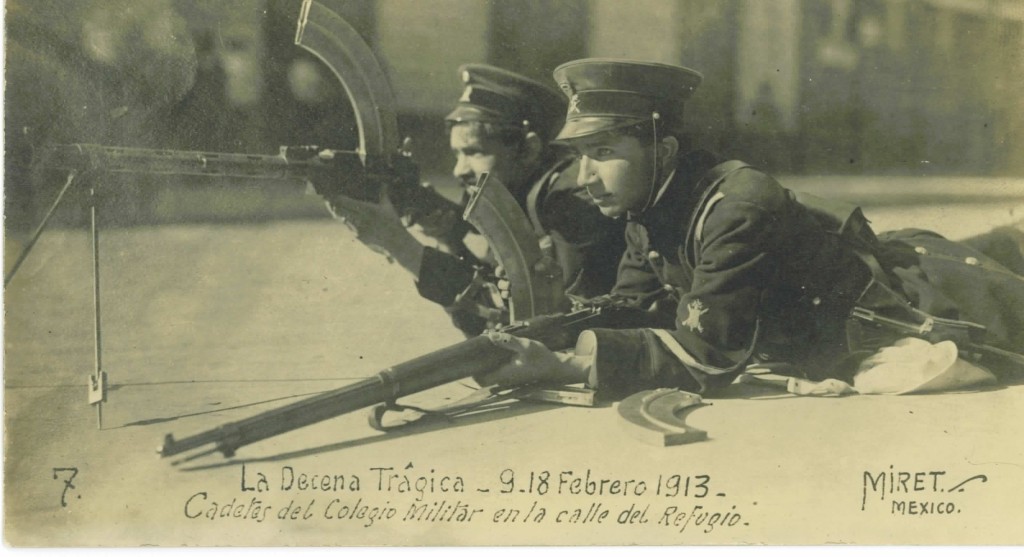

left=657, top=135, right=679, bottom=169
left=521, top=131, right=543, bottom=166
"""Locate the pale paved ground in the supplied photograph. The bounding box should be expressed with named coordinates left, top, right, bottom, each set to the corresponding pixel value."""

left=4, top=177, right=1024, bottom=547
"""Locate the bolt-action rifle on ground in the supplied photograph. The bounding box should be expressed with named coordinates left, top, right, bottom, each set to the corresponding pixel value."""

left=158, top=300, right=655, bottom=463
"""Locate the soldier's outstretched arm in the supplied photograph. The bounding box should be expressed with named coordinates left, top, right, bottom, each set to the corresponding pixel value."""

left=324, top=184, right=426, bottom=277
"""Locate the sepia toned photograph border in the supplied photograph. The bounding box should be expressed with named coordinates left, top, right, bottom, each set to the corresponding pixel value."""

left=4, top=0, right=1024, bottom=549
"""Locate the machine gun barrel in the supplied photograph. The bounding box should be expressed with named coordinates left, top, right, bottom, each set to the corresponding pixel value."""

left=159, top=306, right=651, bottom=462
left=38, top=143, right=378, bottom=196
left=42, top=143, right=362, bottom=177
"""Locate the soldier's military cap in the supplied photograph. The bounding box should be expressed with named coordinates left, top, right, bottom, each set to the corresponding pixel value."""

left=552, top=58, right=703, bottom=141
left=445, top=63, right=567, bottom=142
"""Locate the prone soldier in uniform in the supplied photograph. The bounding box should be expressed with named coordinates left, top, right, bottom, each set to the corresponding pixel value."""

left=481, top=58, right=1024, bottom=397
left=326, top=64, right=625, bottom=336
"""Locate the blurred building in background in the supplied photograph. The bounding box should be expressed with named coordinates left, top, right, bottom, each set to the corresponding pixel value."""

left=5, top=0, right=1023, bottom=230
left=361, top=0, right=1024, bottom=177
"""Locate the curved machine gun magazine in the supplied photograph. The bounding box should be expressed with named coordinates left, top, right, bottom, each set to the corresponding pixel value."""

left=463, top=172, right=569, bottom=322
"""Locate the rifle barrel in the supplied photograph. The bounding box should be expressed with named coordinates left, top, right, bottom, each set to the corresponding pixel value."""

left=158, top=306, right=654, bottom=462
left=159, top=335, right=510, bottom=460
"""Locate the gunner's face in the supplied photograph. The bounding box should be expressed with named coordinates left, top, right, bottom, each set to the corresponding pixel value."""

left=568, top=132, right=655, bottom=218
left=449, top=124, right=530, bottom=192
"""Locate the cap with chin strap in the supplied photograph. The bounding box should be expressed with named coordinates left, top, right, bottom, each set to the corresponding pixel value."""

left=551, top=58, right=703, bottom=141
left=445, top=63, right=567, bottom=144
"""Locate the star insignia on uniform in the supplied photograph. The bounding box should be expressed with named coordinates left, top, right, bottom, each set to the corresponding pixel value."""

left=568, top=93, right=581, bottom=114
left=681, top=299, right=708, bottom=333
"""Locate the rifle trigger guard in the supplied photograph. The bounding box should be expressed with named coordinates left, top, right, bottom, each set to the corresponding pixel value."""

left=367, top=401, right=408, bottom=432
left=367, top=399, right=455, bottom=432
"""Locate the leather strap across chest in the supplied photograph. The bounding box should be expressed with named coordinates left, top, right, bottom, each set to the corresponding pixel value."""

left=525, top=157, right=575, bottom=237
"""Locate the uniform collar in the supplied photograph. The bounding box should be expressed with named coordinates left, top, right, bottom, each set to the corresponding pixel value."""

left=503, top=149, right=566, bottom=207
left=630, top=149, right=723, bottom=229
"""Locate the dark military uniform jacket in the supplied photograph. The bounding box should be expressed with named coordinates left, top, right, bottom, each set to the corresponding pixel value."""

left=416, top=153, right=626, bottom=335
left=581, top=150, right=1024, bottom=399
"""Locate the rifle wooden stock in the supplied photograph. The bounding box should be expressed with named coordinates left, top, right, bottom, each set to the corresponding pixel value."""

left=159, top=305, right=651, bottom=461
